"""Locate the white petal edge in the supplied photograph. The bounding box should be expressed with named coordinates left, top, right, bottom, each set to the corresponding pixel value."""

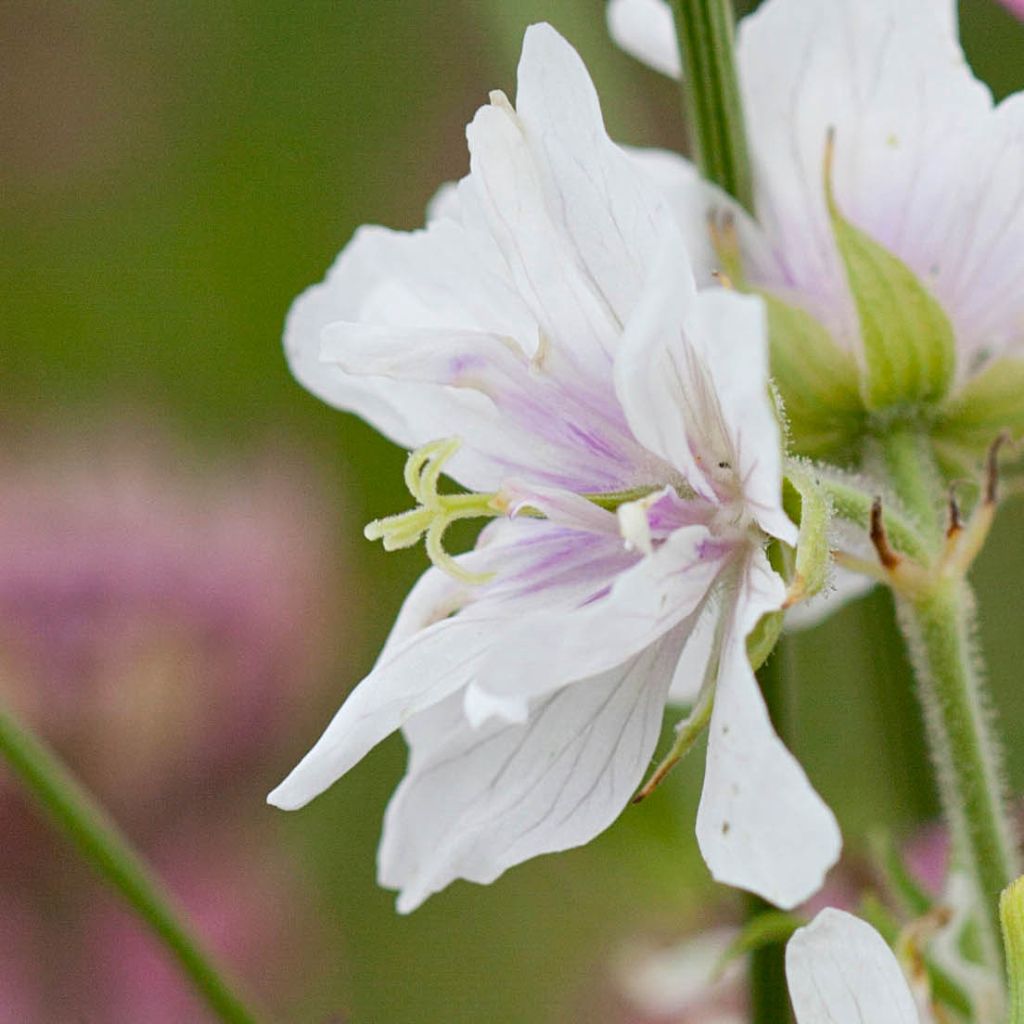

left=696, top=548, right=841, bottom=908
left=378, top=627, right=685, bottom=911
left=786, top=908, right=922, bottom=1024
left=606, top=0, right=681, bottom=78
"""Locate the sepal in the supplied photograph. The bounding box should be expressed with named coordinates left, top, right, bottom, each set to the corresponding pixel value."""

left=764, top=292, right=864, bottom=459
left=824, top=136, right=956, bottom=412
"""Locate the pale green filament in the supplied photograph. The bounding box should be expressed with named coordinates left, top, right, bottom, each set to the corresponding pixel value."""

left=364, top=439, right=503, bottom=586
left=366, top=438, right=672, bottom=586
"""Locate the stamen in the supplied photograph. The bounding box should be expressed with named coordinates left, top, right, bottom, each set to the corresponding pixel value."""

left=364, top=439, right=500, bottom=585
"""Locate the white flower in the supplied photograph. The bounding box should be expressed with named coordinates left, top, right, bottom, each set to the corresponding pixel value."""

left=786, top=908, right=932, bottom=1023
left=268, top=23, right=840, bottom=913
left=609, top=0, right=1024, bottom=382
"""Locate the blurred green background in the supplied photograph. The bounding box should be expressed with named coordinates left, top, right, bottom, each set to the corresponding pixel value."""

left=3, top=1, right=1024, bottom=1021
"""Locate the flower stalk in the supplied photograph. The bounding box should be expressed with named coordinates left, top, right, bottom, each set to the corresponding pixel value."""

left=670, top=0, right=754, bottom=210
left=880, top=430, right=1020, bottom=973
left=0, top=699, right=265, bottom=1024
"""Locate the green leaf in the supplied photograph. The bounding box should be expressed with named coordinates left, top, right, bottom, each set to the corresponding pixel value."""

left=935, top=357, right=1024, bottom=455
left=781, top=462, right=833, bottom=608
left=824, top=141, right=956, bottom=411
left=763, top=292, right=864, bottom=459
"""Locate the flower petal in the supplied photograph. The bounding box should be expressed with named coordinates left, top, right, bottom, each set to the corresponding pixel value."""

left=615, top=230, right=796, bottom=543
left=319, top=321, right=655, bottom=493
left=468, top=523, right=726, bottom=720
left=268, top=516, right=634, bottom=809
left=378, top=627, right=686, bottom=912
left=515, top=23, right=681, bottom=331
left=786, top=909, right=921, bottom=1024
left=696, top=548, right=841, bottom=908
left=606, top=0, right=681, bottom=79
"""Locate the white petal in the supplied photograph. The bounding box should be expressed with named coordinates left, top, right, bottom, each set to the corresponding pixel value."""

left=268, top=516, right=636, bottom=809
left=606, top=0, right=681, bottom=78
left=378, top=628, right=685, bottom=912
left=516, top=23, right=680, bottom=330
left=786, top=909, right=921, bottom=1024
left=625, top=146, right=780, bottom=290
left=615, top=230, right=796, bottom=543
left=737, top=0, right=1004, bottom=358
left=283, top=220, right=539, bottom=491
left=696, top=548, right=840, bottom=908
left=320, top=321, right=648, bottom=493
left=267, top=613, right=501, bottom=811
left=468, top=523, right=725, bottom=719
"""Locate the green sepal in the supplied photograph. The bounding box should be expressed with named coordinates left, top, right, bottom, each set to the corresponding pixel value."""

left=824, top=144, right=956, bottom=411
left=935, top=358, right=1024, bottom=456
left=713, top=911, right=802, bottom=979
left=781, top=462, right=833, bottom=608
left=1001, top=876, right=1024, bottom=1024
left=746, top=610, right=783, bottom=672
left=763, top=292, right=864, bottom=459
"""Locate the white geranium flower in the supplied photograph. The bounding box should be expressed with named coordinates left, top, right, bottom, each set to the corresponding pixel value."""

left=268, top=23, right=840, bottom=913
left=786, top=909, right=933, bottom=1023
left=609, top=0, right=1024, bottom=398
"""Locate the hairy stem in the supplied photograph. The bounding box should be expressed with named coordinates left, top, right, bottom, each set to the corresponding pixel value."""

left=670, top=0, right=754, bottom=211
left=0, top=699, right=266, bottom=1024
left=880, top=429, right=1018, bottom=974
left=895, top=583, right=1018, bottom=969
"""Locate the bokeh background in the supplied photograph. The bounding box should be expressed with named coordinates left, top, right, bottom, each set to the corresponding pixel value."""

left=3, top=1, right=1024, bottom=1021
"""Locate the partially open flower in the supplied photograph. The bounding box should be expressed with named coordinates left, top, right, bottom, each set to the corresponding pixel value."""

left=271, top=24, right=840, bottom=912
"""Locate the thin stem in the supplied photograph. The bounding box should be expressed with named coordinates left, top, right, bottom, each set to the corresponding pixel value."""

left=748, top=641, right=794, bottom=1023
left=879, top=428, right=1018, bottom=974
left=895, top=583, right=1018, bottom=969
left=0, top=699, right=266, bottom=1024
left=671, top=0, right=754, bottom=211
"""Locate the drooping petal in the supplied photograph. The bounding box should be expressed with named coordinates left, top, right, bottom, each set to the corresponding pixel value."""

left=606, top=0, right=681, bottom=79
left=786, top=909, right=921, bottom=1024
left=467, top=523, right=726, bottom=721
left=268, top=515, right=635, bottom=810
left=696, top=548, right=841, bottom=908
left=377, top=626, right=686, bottom=912
left=615, top=229, right=796, bottom=544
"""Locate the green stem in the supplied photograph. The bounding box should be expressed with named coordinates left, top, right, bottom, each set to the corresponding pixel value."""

left=880, top=429, right=1018, bottom=973
left=875, top=424, right=946, bottom=553
left=670, top=0, right=754, bottom=211
left=748, top=642, right=794, bottom=1024
left=895, top=582, right=1018, bottom=969
left=0, top=700, right=267, bottom=1024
